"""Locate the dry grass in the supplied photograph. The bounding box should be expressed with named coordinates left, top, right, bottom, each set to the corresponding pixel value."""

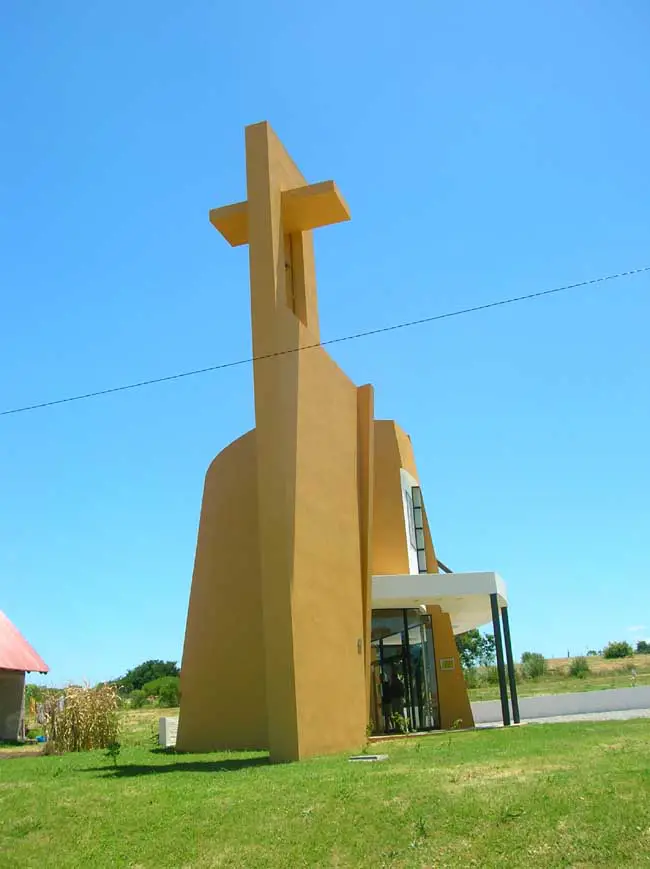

left=547, top=653, right=648, bottom=674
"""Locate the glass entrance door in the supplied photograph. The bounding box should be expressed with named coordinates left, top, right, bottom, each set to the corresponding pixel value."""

left=370, top=608, right=440, bottom=735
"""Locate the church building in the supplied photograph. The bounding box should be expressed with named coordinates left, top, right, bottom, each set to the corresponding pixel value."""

left=177, top=122, right=518, bottom=762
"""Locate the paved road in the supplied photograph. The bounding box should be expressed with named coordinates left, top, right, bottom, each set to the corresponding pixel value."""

left=472, top=685, right=650, bottom=725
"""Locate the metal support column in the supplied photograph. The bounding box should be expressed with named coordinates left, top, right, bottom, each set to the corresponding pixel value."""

left=500, top=605, right=520, bottom=724
left=402, top=610, right=417, bottom=729
left=490, top=593, right=510, bottom=726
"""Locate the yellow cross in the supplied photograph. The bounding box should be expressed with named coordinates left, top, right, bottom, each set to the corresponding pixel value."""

left=209, top=177, right=350, bottom=247
left=207, top=121, right=350, bottom=343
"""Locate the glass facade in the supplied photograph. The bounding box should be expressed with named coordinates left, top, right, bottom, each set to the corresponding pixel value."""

left=369, top=608, right=440, bottom=735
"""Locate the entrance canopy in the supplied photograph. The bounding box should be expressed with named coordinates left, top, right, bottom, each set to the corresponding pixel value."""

left=372, top=572, right=508, bottom=635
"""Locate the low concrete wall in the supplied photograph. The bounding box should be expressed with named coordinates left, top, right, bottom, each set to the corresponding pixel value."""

left=472, top=686, right=650, bottom=724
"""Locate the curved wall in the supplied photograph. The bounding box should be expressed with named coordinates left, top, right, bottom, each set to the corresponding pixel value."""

left=177, top=430, right=267, bottom=751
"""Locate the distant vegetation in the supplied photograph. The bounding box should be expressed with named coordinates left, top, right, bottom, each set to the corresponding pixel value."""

left=603, top=641, right=634, bottom=659
left=115, top=659, right=180, bottom=709
left=584, top=640, right=649, bottom=657
left=455, top=628, right=650, bottom=697
left=26, top=660, right=183, bottom=714
left=116, top=659, right=179, bottom=693
left=25, top=684, right=60, bottom=705
left=455, top=629, right=496, bottom=669
left=465, top=650, right=649, bottom=702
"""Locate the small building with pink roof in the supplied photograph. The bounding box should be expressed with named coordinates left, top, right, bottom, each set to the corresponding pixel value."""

left=0, top=610, right=49, bottom=741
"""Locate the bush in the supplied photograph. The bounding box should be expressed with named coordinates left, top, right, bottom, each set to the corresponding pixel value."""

left=636, top=640, right=650, bottom=655
left=463, top=668, right=479, bottom=689
left=520, top=652, right=547, bottom=680
left=569, top=656, right=590, bottom=678
left=129, top=689, right=147, bottom=709
left=603, top=641, right=634, bottom=660
left=43, top=684, right=119, bottom=754
left=484, top=666, right=500, bottom=686
left=142, top=676, right=180, bottom=708
left=26, top=727, right=44, bottom=739
left=158, top=681, right=180, bottom=709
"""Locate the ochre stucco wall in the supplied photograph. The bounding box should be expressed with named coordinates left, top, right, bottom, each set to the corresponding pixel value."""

left=177, top=431, right=268, bottom=751
left=241, top=122, right=368, bottom=761
left=372, top=421, right=411, bottom=576
left=356, top=385, right=375, bottom=715
left=288, top=348, right=368, bottom=759
left=429, top=606, right=475, bottom=729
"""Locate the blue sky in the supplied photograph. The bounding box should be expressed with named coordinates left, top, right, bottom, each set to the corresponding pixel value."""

left=1, top=1, right=648, bottom=685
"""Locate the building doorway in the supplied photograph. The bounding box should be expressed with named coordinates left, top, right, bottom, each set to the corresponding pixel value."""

left=370, top=608, right=440, bottom=735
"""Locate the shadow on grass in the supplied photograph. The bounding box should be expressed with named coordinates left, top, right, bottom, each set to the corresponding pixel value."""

left=84, top=756, right=269, bottom=777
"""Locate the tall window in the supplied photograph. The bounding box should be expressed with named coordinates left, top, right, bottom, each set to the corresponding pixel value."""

left=283, top=233, right=307, bottom=325
left=411, top=486, right=427, bottom=573
left=405, top=490, right=417, bottom=548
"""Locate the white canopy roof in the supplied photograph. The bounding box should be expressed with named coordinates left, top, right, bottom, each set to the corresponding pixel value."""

left=371, top=571, right=508, bottom=635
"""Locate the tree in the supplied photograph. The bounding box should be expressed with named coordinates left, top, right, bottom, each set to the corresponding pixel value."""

left=456, top=629, right=480, bottom=669
left=116, top=660, right=179, bottom=694
left=456, top=630, right=496, bottom=669
left=602, top=641, right=634, bottom=660
left=636, top=640, right=650, bottom=655
left=479, top=633, right=496, bottom=667
left=25, top=684, right=54, bottom=703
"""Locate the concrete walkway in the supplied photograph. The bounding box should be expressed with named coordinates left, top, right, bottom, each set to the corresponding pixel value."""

left=472, top=685, right=650, bottom=725
left=524, top=708, right=650, bottom=725
left=475, top=708, right=650, bottom=729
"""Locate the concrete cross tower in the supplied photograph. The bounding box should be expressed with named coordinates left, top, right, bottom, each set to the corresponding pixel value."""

left=178, top=123, right=373, bottom=761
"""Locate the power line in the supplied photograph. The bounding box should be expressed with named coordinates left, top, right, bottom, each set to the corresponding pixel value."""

left=1, top=265, right=648, bottom=418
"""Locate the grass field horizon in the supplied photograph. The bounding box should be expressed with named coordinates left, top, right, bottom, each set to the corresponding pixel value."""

left=468, top=653, right=649, bottom=703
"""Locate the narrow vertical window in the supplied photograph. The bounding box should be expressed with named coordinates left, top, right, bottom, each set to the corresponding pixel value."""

left=411, top=487, right=428, bottom=573
left=283, top=232, right=307, bottom=325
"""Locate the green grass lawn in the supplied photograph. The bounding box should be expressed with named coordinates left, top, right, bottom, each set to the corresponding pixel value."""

left=2, top=714, right=650, bottom=868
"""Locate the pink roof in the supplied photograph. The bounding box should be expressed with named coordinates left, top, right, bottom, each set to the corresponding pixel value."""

left=0, top=611, right=49, bottom=673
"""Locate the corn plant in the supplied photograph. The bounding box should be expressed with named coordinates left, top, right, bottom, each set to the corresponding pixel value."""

left=43, top=684, right=120, bottom=754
